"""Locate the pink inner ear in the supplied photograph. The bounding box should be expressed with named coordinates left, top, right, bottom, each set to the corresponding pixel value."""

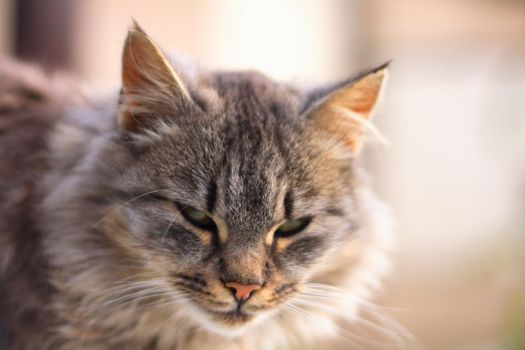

left=122, top=52, right=149, bottom=91
left=121, top=30, right=166, bottom=94
left=118, top=27, right=192, bottom=132
left=120, top=50, right=147, bottom=132
left=338, top=73, right=384, bottom=118
left=344, top=87, right=380, bottom=116
left=313, top=69, right=387, bottom=153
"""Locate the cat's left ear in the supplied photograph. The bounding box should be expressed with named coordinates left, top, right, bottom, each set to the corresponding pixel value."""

left=119, top=21, right=192, bottom=132
left=309, top=63, right=389, bottom=153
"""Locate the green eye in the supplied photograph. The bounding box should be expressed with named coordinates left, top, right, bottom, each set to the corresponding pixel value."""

left=275, top=216, right=312, bottom=238
left=179, top=206, right=217, bottom=232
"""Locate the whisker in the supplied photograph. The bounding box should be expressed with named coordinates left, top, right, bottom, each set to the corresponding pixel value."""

left=299, top=282, right=421, bottom=348
left=90, top=188, right=170, bottom=229
left=160, top=217, right=177, bottom=244
left=78, top=285, right=185, bottom=348
left=304, top=283, right=407, bottom=312
left=289, top=298, right=409, bottom=349
left=283, top=303, right=367, bottom=350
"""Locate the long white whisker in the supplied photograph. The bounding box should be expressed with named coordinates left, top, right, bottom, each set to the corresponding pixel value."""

left=160, top=217, right=177, bottom=244
left=298, top=283, right=421, bottom=348
left=304, top=283, right=408, bottom=312
left=90, top=188, right=169, bottom=229
left=284, top=303, right=370, bottom=350
left=290, top=297, right=409, bottom=348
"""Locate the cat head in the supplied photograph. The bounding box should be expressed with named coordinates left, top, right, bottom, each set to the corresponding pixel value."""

left=45, top=22, right=389, bottom=338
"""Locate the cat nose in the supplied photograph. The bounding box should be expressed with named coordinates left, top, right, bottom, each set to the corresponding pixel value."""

left=224, top=281, right=261, bottom=301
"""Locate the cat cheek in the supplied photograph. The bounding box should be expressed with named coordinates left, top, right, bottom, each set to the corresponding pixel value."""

left=157, top=225, right=208, bottom=263
left=280, top=236, right=325, bottom=267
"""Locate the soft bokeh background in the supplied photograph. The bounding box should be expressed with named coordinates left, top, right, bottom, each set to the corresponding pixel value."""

left=1, top=0, right=524, bottom=349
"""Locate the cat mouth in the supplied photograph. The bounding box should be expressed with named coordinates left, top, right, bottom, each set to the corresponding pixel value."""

left=202, top=301, right=258, bottom=326
left=216, top=309, right=252, bottom=323
left=214, top=301, right=253, bottom=320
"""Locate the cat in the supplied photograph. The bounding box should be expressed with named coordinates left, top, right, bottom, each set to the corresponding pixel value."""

left=0, top=22, right=395, bottom=349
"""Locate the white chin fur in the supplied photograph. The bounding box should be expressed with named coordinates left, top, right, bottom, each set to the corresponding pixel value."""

left=177, top=298, right=274, bottom=338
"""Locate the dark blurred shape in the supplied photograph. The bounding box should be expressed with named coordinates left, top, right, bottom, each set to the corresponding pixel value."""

left=15, top=0, right=76, bottom=70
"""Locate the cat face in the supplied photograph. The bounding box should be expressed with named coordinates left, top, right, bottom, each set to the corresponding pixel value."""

left=113, top=88, right=357, bottom=332
left=44, top=23, right=388, bottom=338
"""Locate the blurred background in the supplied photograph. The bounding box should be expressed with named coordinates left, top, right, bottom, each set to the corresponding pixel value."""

left=1, top=0, right=524, bottom=349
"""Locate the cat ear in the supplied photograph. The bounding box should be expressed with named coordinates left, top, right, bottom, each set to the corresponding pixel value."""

left=310, top=63, right=389, bottom=153
left=119, top=21, right=191, bottom=132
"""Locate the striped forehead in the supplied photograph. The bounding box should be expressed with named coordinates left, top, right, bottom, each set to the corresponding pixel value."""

left=218, top=121, right=283, bottom=237
left=213, top=80, right=290, bottom=236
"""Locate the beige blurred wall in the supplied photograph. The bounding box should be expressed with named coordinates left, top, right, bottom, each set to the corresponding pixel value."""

left=73, top=0, right=363, bottom=89
left=0, top=0, right=13, bottom=56
left=361, top=1, right=525, bottom=348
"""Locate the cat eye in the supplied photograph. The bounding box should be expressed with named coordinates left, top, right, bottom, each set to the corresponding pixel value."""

left=178, top=206, right=217, bottom=232
left=275, top=217, right=312, bottom=238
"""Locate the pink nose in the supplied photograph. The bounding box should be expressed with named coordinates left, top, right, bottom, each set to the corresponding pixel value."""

left=225, top=282, right=261, bottom=301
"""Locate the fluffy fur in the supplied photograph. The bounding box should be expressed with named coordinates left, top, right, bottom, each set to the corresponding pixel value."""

left=0, top=25, right=395, bottom=350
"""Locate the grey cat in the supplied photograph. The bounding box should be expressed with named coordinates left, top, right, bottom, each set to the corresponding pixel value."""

left=0, top=23, right=395, bottom=349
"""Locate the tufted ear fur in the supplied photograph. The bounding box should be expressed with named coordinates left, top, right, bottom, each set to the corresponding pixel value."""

left=310, top=63, right=389, bottom=153
left=119, top=21, right=192, bottom=132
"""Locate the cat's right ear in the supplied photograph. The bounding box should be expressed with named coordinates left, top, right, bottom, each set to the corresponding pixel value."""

left=307, top=63, right=388, bottom=154
left=119, top=21, right=191, bottom=132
